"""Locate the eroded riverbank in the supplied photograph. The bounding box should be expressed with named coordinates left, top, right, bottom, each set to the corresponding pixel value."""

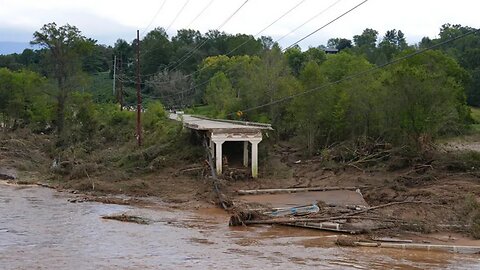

left=1, top=182, right=479, bottom=269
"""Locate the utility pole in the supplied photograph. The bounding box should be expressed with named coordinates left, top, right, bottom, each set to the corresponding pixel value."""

left=112, top=55, right=116, bottom=95
left=136, top=30, right=142, bottom=146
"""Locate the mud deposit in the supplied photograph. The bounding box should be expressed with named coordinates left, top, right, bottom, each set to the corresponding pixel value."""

left=0, top=182, right=479, bottom=269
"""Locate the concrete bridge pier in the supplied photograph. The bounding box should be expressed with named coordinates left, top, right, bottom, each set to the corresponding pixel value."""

left=249, top=140, right=261, bottom=178
left=210, top=132, right=263, bottom=178
left=243, top=142, right=249, bottom=167
left=213, top=139, right=224, bottom=176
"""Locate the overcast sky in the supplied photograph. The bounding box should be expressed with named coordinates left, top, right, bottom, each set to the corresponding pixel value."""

left=0, top=0, right=478, bottom=51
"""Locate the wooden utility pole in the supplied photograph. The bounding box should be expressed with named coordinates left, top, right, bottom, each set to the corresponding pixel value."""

left=136, top=30, right=142, bottom=146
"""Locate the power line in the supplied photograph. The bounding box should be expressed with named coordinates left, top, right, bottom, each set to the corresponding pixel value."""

left=145, top=76, right=210, bottom=100
left=123, top=0, right=168, bottom=64
left=167, top=0, right=250, bottom=72
left=145, top=0, right=323, bottom=105
left=275, top=0, right=342, bottom=44
left=144, top=0, right=335, bottom=106
left=226, top=0, right=307, bottom=56
left=229, top=28, right=480, bottom=116
left=119, top=73, right=208, bottom=100
left=166, top=0, right=191, bottom=32
left=185, top=0, right=215, bottom=29
left=141, top=0, right=168, bottom=37
left=217, top=0, right=249, bottom=30
left=286, top=0, right=369, bottom=50
left=145, top=0, right=307, bottom=85
left=137, top=0, right=249, bottom=76
left=139, top=0, right=364, bottom=108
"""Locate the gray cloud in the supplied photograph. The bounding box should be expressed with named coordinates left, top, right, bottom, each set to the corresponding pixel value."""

left=0, top=0, right=478, bottom=52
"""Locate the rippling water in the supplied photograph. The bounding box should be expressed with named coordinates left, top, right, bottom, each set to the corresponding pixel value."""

left=1, top=182, right=479, bottom=269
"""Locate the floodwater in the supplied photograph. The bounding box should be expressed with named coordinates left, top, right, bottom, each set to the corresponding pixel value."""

left=1, top=182, right=479, bottom=270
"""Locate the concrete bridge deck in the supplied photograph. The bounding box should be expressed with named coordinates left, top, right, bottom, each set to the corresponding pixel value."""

left=169, top=114, right=271, bottom=131
left=169, top=113, right=272, bottom=178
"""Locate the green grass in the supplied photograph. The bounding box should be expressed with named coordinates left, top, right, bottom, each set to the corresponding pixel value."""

left=470, top=106, right=480, bottom=123
left=470, top=106, right=480, bottom=132
left=435, top=106, right=480, bottom=143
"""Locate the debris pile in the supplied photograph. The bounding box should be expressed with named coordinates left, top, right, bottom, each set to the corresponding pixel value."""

left=229, top=186, right=434, bottom=235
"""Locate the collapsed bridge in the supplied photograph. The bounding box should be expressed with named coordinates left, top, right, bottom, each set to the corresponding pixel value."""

left=169, top=113, right=272, bottom=178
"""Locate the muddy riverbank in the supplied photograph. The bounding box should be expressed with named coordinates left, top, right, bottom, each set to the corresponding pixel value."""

left=1, top=181, right=479, bottom=269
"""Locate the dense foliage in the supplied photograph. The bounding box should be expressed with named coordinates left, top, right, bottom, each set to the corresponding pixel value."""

left=0, top=22, right=478, bottom=155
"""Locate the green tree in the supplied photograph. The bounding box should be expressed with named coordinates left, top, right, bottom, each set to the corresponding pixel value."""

left=112, top=39, right=133, bottom=82
left=240, top=45, right=297, bottom=125
left=353, top=28, right=378, bottom=48
left=284, top=46, right=306, bottom=76
left=381, top=50, right=469, bottom=146
left=0, top=68, right=51, bottom=130
left=82, top=39, right=111, bottom=73
left=171, top=29, right=205, bottom=73
left=418, top=36, right=434, bottom=49
left=319, top=52, right=377, bottom=141
left=31, top=22, right=91, bottom=133
left=377, top=29, right=408, bottom=63
left=204, top=71, right=237, bottom=117
left=260, top=36, right=274, bottom=50
left=288, top=61, right=327, bottom=155
left=204, top=30, right=229, bottom=56
left=460, top=49, right=480, bottom=105
left=417, top=24, right=480, bottom=106
left=140, top=27, right=172, bottom=75
left=113, top=39, right=133, bottom=64
left=172, top=29, right=203, bottom=47
left=0, top=54, right=23, bottom=71
left=304, top=47, right=327, bottom=65
left=196, top=54, right=261, bottom=103
left=284, top=46, right=327, bottom=77
left=225, top=33, right=262, bottom=56
left=353, top=28, right=379, bottom=62
left=143, top=101, right=167, bottom=130
left=63, top=92, right=98, bottom=144
left=19, top=49, right=41, bottom=68
left=327, top=38, right=353, bottom=50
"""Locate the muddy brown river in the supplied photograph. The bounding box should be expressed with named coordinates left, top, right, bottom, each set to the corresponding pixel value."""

left=1, top=182, right=479, bottom=269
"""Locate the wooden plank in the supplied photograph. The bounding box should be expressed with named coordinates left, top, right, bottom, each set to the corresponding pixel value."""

left=237, top=186, right=365, bottom=195
left=372, top=237, right=413, bottom=243
left=288, top=222, right=361, bottom=234
left=354, top=242, right=480, bottom=254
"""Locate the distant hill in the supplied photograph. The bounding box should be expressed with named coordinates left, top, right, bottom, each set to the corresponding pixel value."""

left=0, top=41, right=33, bottom=55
